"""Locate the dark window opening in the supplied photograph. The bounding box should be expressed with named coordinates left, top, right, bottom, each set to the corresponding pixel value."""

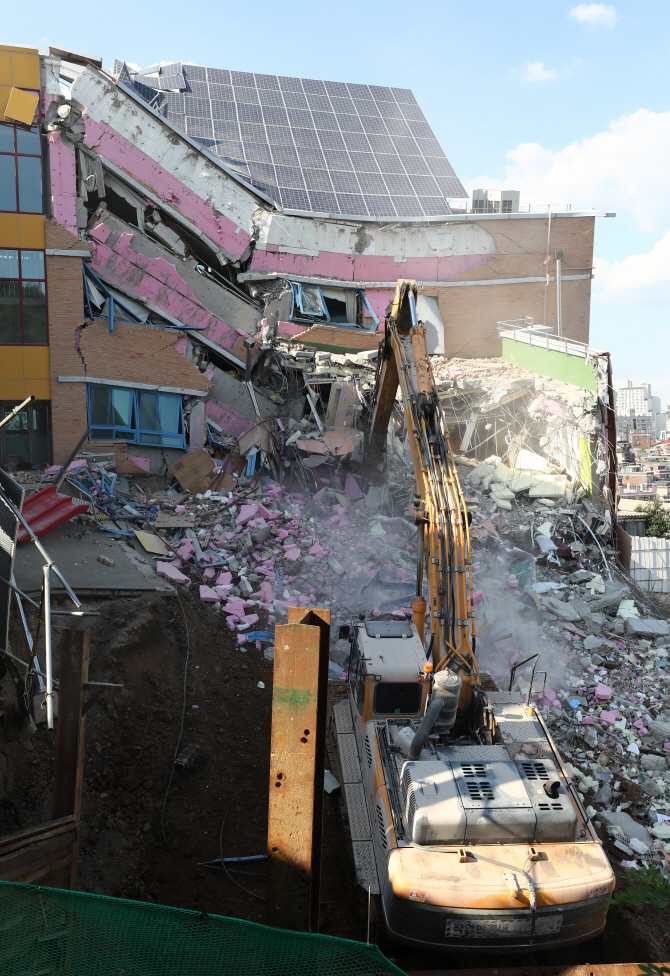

left=323, top=295, right=348, bottom=323
left=0, top=248, right=47, bottom=345
left=373, top=682, right=422, bottom=715
left=104, top=184, right=139, bottom=227
left=1, top=400, right=51, bottom=469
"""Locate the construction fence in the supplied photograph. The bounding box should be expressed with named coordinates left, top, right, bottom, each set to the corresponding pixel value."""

left=0, top=881, right=405, bottom=976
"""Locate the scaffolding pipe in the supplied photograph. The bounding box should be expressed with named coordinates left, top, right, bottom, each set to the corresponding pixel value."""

left=555, top=249, right=563, bottom=338
left=0, top=396, right=34, bottom=432
left=43, top=566, right=53, bottom=729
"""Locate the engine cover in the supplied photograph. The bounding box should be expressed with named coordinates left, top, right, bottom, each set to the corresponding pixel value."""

left=401, top=757, right=577, bottom=846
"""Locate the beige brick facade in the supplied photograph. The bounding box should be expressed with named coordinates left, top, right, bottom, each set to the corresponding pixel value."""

left=422, top=215, right=594, bottom=359
left=45, top=221, right=210, bottom=469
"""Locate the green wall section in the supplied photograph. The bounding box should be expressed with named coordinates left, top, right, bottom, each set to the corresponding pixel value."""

left=501, top=338, right=597, bottom=391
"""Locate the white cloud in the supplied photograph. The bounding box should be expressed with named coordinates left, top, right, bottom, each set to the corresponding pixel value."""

left=517, top=61, right=558, bottom=84
left=568, top=3, right=618, bottom=28
left=466, top=107, right=670, bottom=233
left=594, top=233, right=670, bottom=298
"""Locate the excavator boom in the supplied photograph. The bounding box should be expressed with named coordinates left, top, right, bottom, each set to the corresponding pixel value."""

left=368, top=280, right=474, bottom=676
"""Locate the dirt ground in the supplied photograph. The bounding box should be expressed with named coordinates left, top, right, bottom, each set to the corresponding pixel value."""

left=1, top=588, right=669, bottom=971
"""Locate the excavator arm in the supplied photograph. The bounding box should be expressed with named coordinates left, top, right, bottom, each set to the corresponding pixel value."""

left=368, top=280, right=476, bottom=682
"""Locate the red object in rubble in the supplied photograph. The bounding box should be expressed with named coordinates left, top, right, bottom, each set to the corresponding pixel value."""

left=17, top=486, right=90, bottom=544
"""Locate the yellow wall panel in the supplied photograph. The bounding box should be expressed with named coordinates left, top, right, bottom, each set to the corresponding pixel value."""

left=0, top=213, right=19, bottom=247
left=11, top=52, right=40, bottom=89
left=0, top=53, right=11, bottom=87
left=0, top=347, right=24, bottom=378
left=23, top=346, right=50, bottom=380
left=18, top=215, right=45, bottom=248
left=25, top=378, right=51, bottom=399
left=0, top=380, right=27, bottom=399
left=5, top=88, right=38, bottom=126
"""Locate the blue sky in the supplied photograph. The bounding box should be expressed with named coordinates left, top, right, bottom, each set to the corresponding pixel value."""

left=5, top=0, right=668, bottom=399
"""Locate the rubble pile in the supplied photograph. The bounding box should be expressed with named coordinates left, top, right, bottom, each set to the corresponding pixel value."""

left=463, top=448, right=670, bottom=874
left=15, top=343, right=670, bottom=879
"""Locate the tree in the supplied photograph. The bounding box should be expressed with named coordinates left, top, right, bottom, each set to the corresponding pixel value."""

left=635, top=498, right=670, bottom=537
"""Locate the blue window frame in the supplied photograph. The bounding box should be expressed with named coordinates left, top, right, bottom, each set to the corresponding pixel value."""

left=87, top=384, right=185, bottom=448
left=288, top=280, right=379, bottom=331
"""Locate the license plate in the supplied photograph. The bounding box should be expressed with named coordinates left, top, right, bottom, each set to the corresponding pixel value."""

left=445, top=915, right=563, bottom=939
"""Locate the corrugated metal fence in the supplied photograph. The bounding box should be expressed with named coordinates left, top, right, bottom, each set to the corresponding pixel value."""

left=630, top=537, right=670, bottom=593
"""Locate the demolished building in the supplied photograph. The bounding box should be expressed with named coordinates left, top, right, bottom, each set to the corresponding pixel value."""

left=0, top=43, right=613, bottom=477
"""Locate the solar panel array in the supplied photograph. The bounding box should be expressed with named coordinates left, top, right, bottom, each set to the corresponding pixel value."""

left=113, top=60, right=466, bottom=219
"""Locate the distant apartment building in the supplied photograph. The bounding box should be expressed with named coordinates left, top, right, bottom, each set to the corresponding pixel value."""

left=617, top=379, right=662, bottom=438
left=631, top=430, right=652, bottom=450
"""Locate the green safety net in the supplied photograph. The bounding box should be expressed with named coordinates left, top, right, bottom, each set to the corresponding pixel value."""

left=0, top=881, right=407, bottom=976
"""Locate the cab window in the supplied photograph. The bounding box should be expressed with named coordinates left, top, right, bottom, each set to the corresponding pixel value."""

left=374, top=682, right=422, bottom=715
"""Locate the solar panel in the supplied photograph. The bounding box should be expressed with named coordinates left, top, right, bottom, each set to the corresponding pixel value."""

left=116, top=61, right=467, bottom=219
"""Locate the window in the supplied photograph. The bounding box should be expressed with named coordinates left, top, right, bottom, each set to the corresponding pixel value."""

left=0, top=123, right=43, bottom=214
left=288, top=280, right=379, bottom=331
left=87, top=385, right=185, bottom=448
left=373, top=682, right=422, bottom=716
left=0, top=400, right=50, bottom=468
left=0, top=248, right=47, bottom=344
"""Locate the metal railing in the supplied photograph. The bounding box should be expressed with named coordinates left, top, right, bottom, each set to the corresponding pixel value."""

left=497, top=318, right=602, bottom=360
left=450, top=203, right=574, bottom=215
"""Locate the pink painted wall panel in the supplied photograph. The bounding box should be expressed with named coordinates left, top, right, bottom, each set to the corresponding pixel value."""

left=363, top=288, right=394, bottom=321
left=126, top=453, right=151, bottom=472
left=204, top=398, right=254, bottom=438
left=48, top=130, right=77, bottom=235
left=249, top=248, right=493, bottom=283
left=88, top=232, right=244, bottom=354
left=82, top=117, right=253, bottom=261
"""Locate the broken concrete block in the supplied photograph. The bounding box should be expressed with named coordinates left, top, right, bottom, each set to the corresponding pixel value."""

left=583, top=635, right=615, bottom=651
left=641, top=754, right=667, bottom=772
left=588, top=582, right=630, bottom=613
left=568, top=569, right=595, bottom=584
left=252, top=525, right=272, bottom=544
left=468, top=462, right=496, bottom=485
left=598, top=810, right=653, bottom=847
left=328, top=557, right=344, bottom=575
left=542, top=597, right=582, bottom=622
left=494, top=462, right=513, bottom=484
left=490, top=485, right=514, bottom=499
left=529, top=477, right=567, bottom=499
left=98, top=555, right=115, bottom=567
left=370, top=522, right=386, bottom=538
left=364, top=486, right=384, bottom=511
left=507, top=471, right=538, bottom=494
left=624, top=617, right=670, bottom=638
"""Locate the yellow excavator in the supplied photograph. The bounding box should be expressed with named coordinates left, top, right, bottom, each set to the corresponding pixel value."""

left=330, top=280, right=614, bottom=950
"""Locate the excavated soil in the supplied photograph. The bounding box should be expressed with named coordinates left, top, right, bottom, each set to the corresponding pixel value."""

left=1, top=591, right=669, bottom=969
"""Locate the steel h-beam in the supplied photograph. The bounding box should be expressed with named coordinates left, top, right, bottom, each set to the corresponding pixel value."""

left=266, top=606, right=330, bottom=932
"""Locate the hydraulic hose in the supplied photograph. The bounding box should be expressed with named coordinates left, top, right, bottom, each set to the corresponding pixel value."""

left=408, top=697, right=443, bottom=760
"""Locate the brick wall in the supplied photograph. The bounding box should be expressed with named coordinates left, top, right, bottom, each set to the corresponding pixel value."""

left=46, top=221, right=91, bottom=464
left=46, top=220, right=210, bottom=466
left=422, top=215, right=595, bottom=358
